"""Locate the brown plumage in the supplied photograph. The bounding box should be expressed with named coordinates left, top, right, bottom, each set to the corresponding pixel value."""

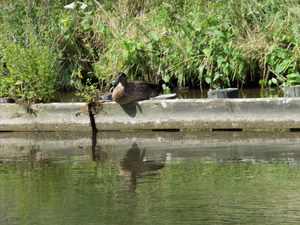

left=111, top=72, right=161, bottom=105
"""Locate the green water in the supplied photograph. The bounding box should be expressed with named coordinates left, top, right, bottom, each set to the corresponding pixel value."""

left=1, top=131, right=300, bottom=224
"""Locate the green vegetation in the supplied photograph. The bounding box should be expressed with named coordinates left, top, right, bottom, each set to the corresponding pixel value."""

left=2, top=0, right=300, bottom=102
left=0, top=1, right=64, bottom=102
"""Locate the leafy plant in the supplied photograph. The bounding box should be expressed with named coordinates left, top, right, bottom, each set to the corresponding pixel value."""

left=259, top=44, right=300, bottom=88
left=3, top=0, right=300, bottom=100
left=75, top=78, right=101, bottom=102
left=0, top=0, right=64, bottom=102
left=162, top=84, right=171, bottom=93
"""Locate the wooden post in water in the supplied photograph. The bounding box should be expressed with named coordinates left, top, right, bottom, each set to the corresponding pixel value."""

left=100, top=94, right=113, bottom=100
left=283, top=85, right=300, bottom=97
left=207, top=88, right=239, bottom=99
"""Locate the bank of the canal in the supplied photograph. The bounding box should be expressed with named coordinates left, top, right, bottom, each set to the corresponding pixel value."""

left=1, top=97, right=300, bottom=131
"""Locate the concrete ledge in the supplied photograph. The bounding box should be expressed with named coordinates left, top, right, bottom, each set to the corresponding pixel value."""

left=95, top=98, right=300, bottom=130
left=0, top=103, right=91, bottom=131
left=1, top=98, right=300, bottom=131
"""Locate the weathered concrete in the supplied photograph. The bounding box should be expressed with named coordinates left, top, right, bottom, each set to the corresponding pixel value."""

left=208, top=88, right=239, bottom=98
left=94, top=98, right=300, bottom=130
left=1, top=98, right=300, bottom=131
left=283, top=85, right=300, bottom=97
left=0, top=103, right=91, bottom=131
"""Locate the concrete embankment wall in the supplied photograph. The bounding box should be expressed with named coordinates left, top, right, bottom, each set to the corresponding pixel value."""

left=0, top=103, right=90, bottom=131
left=1, top=98, right=300, bottom=131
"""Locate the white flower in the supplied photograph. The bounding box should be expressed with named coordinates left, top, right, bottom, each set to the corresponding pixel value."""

left=64, top=2, right=87, bottom=10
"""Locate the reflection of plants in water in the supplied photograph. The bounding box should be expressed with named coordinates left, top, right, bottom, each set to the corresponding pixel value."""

left=161, top=159, right=298, bottom=186
left=0, top=156, right=300, bottom=224
left=260, top=88, right=284, bottom=98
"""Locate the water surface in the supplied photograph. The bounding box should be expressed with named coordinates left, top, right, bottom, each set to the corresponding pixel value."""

left=1, top=131, right=299, bottom=224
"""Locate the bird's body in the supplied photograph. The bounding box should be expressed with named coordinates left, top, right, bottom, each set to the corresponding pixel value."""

left=112, top=73, right=161, bottom=105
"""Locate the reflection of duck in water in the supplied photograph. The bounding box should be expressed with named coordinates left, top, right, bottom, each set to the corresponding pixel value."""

left=119, top=142, right=165, bottom=190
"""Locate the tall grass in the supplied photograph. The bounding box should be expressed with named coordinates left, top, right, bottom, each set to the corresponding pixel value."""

left=0, top=0, right=65, bottom=102
left=2, top=0, right=300, bottom=101
left=88, top=0, right=300, bottom=89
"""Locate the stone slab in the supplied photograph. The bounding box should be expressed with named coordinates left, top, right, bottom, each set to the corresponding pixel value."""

left=283, top=85, right=300, bottom=97
left=208, top=88, right=239, bottom=98
left=1, top=98, right=300, bottom=131
left=0, top=103, right=91, bottom=131
left=94, top=98, right=300, bottom=130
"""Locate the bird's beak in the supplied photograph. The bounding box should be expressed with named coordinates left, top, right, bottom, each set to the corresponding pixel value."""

left=112, top=78, right=119, bottom=86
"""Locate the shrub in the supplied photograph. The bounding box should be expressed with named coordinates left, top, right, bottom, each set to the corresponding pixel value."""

left=0, top=0, right=63, bottom=102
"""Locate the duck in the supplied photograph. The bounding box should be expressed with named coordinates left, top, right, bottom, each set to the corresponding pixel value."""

left=111, top=72, right=161, bottom=104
